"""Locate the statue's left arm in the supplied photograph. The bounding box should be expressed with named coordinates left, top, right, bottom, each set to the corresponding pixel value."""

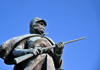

left=53, top=42, right=64, bottom=69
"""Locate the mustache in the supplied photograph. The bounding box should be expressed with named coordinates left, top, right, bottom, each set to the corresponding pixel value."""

left=34, top=27, right=45, bottom=30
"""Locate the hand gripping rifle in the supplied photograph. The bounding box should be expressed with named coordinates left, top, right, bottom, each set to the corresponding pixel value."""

left=13, top=37, right=86, bottom=64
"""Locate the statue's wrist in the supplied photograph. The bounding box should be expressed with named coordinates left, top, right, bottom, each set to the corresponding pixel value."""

left=27, top=49, right=33, bottom=54
left=56, top=50, right=63, bottom=54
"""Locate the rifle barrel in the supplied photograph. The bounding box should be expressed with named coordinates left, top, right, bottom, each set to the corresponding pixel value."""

left=64, top=37, right=86, bottom=44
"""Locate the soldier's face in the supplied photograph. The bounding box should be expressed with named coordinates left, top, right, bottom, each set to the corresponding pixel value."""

left=33, top=21, right=45, bottom=34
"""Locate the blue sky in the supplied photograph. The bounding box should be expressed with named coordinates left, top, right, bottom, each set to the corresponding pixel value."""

left=0, top=0, right=100, bottom=70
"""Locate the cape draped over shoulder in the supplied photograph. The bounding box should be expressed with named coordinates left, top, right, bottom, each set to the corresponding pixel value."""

left=0, top=34, right=55, bottom=65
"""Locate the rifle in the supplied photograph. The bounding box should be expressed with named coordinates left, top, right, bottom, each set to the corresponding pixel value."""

left=13, top=37, right=86, bottom=64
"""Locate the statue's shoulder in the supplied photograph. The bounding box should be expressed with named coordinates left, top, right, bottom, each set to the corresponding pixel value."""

left=2, top=34, right=40, bottom=46
left=44, top=36, right=55, bottom=45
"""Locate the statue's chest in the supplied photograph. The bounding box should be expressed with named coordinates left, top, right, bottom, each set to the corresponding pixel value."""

left=27, top=37, right=52, bottom=48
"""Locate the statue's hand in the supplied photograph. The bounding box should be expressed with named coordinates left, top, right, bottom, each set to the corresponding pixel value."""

left=55, top=42, right=64, bottom=54
left=27, top=47, right=42, bottom=56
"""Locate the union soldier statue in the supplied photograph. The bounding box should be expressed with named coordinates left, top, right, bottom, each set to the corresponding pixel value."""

left=0, top=17, right=64, bottom=70
left=0, top=17, right=86, bottom=70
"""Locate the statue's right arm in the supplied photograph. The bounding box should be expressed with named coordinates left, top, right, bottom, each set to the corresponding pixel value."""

left=12, top=42, right=42, bottom=57
left=12, top=42, right=29, bottom=57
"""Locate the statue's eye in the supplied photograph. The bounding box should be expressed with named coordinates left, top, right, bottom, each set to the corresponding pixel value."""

left=39, top=22, right=44, bottom=26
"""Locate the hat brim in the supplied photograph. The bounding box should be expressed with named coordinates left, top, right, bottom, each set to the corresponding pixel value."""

left=37, top=20, right=47, bottom=26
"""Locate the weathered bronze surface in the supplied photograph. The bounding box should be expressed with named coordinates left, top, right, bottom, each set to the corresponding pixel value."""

left=0, top=17, right=64, bottom=70
left=0, top=17, right=86, bottom=70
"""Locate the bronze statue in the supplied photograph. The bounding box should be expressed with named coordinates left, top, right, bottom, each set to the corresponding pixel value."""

left=0, top=17, right=86, bottom=70
left=0, top=17, right=64, bottom=70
